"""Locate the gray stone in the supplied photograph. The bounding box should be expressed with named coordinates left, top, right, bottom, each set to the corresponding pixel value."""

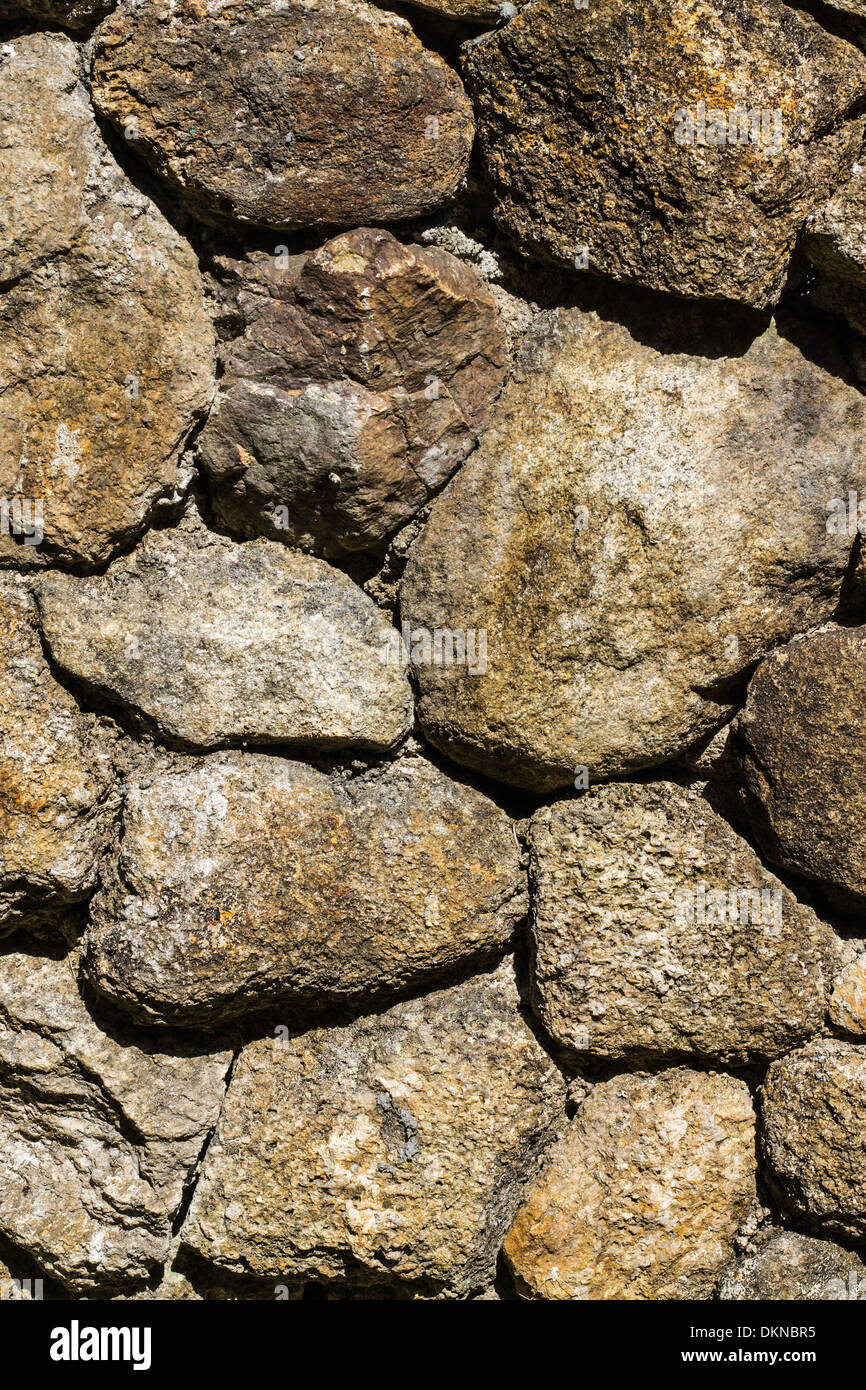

left=37, top=508, right=413, bottom=752
left=0, top=945, right=232, bottom=1292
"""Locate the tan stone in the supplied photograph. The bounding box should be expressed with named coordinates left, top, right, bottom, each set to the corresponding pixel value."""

left=0, top=35, right=215, bottom=570
left=180, top=960, right=566, bottom=1295
left=504, top=1069, right=756, bottom=1300
left=0, top=575, right=120, bottom=934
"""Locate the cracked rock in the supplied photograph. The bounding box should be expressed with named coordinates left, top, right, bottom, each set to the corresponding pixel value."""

left=527, top=781, right=838, bottom=1066
left=761, top=1039, right=866, bottom=1241
left=400, top=306, right=866, bottom=791
left=730, top=626, right=866, bottom=906
left=0, top=575, right=120, bottom=935
left=198, top=227, right=508, bottom=557
left=718, top=1229, right=866, bottom=1300
left=503, top=1069, right=756, bottom=1300
left=463, top=0, right=866, bottom=307
left=830, top=949, right=866, bottom=1035
left=179, top=959, right=565, bottom=1295
left=37, top=508, right=413, bottom=752
left=0, top=944, right=232, bottom=1292
left=91, top=0, right=474, bottom=233
left=84, top=753, right=527, bottom=1027
left=0, top=34, right=215, bottom=570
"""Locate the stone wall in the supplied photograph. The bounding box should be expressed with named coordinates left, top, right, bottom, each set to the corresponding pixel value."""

left=1, top=0, right=866, bottom=1301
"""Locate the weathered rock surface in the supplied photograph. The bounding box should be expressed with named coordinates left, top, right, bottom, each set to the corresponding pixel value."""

left=408, top=0, right=503, bottom=20
left=91, top=0, right=474, bottom=233
left=180, top=960, right=565, bottom=1295
left=528, top=782, right=838, bottom=1065
left=761, top=1039, right=866, bottom=1240
left=0, top=577, right=120, bottom=934
left=804, top=167, right=866, bottom=334
left=401, top=307, right=866, bottom=791
left=198, top=228, right=508, bottom=556
left=463, top=0, right=866, bottom=306
left=730, top=626, right=866, bottom=903
left=84, top=753, right=526, bottom=1027
left=0, top=0, right=112, bottom=27
left=718, top=1229, right=866, bottom=1301
left=503, top=1069, right=756, bottom=1300
left=37, top=510, right=413, bottom=751
left=830, top=949, right=866, bottom=1035
left=0, top=945, right=232, bottom=1292
left=0, top=35, right=215, bottom=569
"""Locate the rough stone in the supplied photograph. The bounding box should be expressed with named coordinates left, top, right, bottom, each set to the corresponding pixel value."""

left=730, top=626, right=866, bottom=904
left=463, top=0, right=866, bottom=306
left=718, top=1229, right=866, bottom=1301
left=198, top=227, right=508, bottom=556
left=91, top=0, right=474, bottom=233
left=0, top=34, right=215, bottom=570
left=37, top=508, right=413, bottom=752
left=400, top=306, right=866, bottom=791
left=84, top=752, right=526, bottom=1027
left=528, top=781, right=838, bottom=1066
left=761, top=1039, right=866, bottom=1241
left=179, top=959, right=565, bottom=1295
left=830, top=949, right=866, bottom=1035
left=0, top=944, right=232, bottom=1292
left=804, top=167, right=866, bottom=334
left=0, top=576, right=120, bottom=935
left=503, top=1069, right=756, bottom=1300
left=407, top=0, right=504, bottom=20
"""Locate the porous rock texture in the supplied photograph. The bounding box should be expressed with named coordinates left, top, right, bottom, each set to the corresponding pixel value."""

left=0, top=945, right=231, bottom=1292
left=83, top=752, right=527, bottom=1027
left=401, top=306, right=866, bottom=792
left=180, top=960, right=565, bottom=1296
left=528, top=781, right=838, bottom=1066
left=718, top=1229, right=866, bottom=1301
left=463, top=0, right=866, bottom=306
left=729, top=626, right=866, bottom=905
left=36, top=506, right=413, bottom=751
left=761, top=1039, right=866, bottom=1241
left=0, top=33, right=215, bottom=570
left=0, top=576, right=120, bottom=934
left=502, top=1069, right=757, bottom=1300
left=3, top=0, right=866, bottom=1305
left=90, top=0, right=475, bottom=232
left=197, top=227, right=508, bottom=556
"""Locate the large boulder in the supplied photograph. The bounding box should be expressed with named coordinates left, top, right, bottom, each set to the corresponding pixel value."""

left=198, top=228, right=508, bottom=556
left=761, top=1039, right=866, bottom=1241
left=179, top=960, right=565, bottom=1296
left=0, top=34, right=215, bottom=570
left=84, top=753, right=527, bottom=1027
left=462, top=0, right=866, bottom=306
left=91, top=0, right=474, bottom=232
left=503, top=1069, right=756, bottom=1299
left=528, top=782, right=838, bottom=1065
left=0, top=946, right=231, bottom=1293
left=730, top=626, right=866, bottom=905
left=37, top=509, right=413, bottom=753
left=400, top=307, right=866, bottom=791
